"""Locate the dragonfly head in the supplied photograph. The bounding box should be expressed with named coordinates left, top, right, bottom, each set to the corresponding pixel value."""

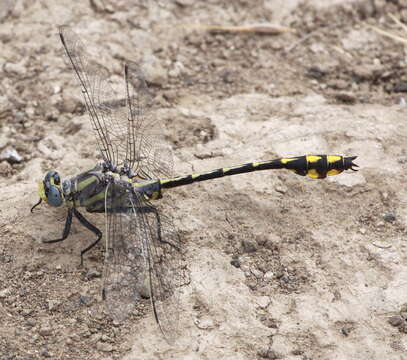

left=31, top=171, right=64, bottom=212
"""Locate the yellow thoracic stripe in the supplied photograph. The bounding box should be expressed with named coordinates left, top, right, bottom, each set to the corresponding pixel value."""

left=76, top=175, right=97, bottom=192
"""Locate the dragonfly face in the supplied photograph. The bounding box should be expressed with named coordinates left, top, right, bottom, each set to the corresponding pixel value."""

left=38, top=170, right=64, bottom=207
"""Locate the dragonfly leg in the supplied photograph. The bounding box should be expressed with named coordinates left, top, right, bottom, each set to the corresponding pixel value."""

left=142, top=206, right=180, bottom=252
left=42, top=208, right=73, bottom=243
left=73, top=209, right=102, bottom=267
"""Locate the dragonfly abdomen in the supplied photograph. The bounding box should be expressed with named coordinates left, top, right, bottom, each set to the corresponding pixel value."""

left=160, top=154, right=358, bottom=190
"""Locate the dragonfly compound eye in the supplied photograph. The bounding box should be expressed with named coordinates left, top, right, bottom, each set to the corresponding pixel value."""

left=41, top=171, right=64, bottom=207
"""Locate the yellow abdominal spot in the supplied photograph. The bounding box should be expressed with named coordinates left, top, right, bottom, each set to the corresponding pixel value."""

left=281, top=157, right=298, bottom=164
left=327, top=155, right=342, bottom=163
left=327, top=169, right=342, bottom=177
left=307, top=169, right=320, bottom=179
left=161, top=177, right=183, bottom=185
left=306, top=155, right=322, bottom=163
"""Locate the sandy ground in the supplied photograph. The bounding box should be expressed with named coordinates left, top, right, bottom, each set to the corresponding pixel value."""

left=0, top=0, right=407, bottom=359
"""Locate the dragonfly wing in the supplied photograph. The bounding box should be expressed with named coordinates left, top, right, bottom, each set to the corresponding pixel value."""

left=139, top=199, right=185, bottom=342
left=102, top=182, right=148, bottom=322
left=103, top=182, right=185, bottom=341
left=59, top=26, right=128, bottom=167
left=125, top=62, right=174, bottom=179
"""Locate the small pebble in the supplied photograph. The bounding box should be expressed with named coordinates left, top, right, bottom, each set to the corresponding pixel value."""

left=85, top=269, right=101, bottom=280
left=0, top=148, right=23, bottom=164
left=48, top=300, right=60, bottom=311
left=0, top=288, right=10, bottom=298
left=241, top=239, right=258, bottom=253
left=264, top=271, right=274, bottom=281
left=96, top=342, right=113, bottom=352
left=388, top=315, right=403, bottom=327
left=39, top=326, right=52, bottom=337
left=383, top=214, right=396, bottom=223
left=79, top=295, right=93, bottom=306
left=230, top=258, right=241, bottom=268
left=394, top=81, right=407, bottom=92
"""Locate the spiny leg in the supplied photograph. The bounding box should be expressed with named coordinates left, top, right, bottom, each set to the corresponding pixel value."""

left=42, top=208, right=73, bottom=244
left=141, top=205, right=180, bottom=252
left=73, top=209, right=102, bottom=267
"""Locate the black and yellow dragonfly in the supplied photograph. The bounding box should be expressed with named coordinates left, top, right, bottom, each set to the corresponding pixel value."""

left=32, top=26, right=358, bottom=342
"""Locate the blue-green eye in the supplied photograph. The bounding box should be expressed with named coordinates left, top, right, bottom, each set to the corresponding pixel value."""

left=47, top=185, right=63, bottom=207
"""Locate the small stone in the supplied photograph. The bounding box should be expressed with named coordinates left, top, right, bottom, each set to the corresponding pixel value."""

left=168, top=61, right=185, bottom=78
left=4, top=62, right=26, bottom=76
left=327, top=79, right=348, bottom=90
left=96, top=341, right=113, bottom=352
left=256, top=296, right=270, bottom=308
left=251, top=268, right=263, bottom=279
left=341, top=325, right=353, bottom=336
left=388, top=315, right=403, bottom=327
left=394, top=81, right=407, bottom=93
left=359, top=228, right=366, bottom=235
left=175, top=0, right=193, bottom=6
left=400, top=311, right=407, bottom=320
left=258, top=348, right=280, bottom=359
left=230, top=258, right=241, bottom=268
left=39, top=326, right=52, bottom=337
left=241, top=239, right=258, bottom=253
left=85, top=269, right=101, bottom=280
left=352, top=64, right=380, bottom=80
left=48, top=300, right=60, bottom=311
left=0, top=148, right=23, bottom=164
left=307, top=65, right=327, bottom=80
left=264, top=271, right=274, bottom=281
left=79, top=295, right=93, bottom=306
left=90, top=333, right=102, bottom=343
left=41, top=350, right=51, bottom=358
left=141, top=54, right=167, bottom=86
left=275, top=186, right=287, bottom=194
left=0, top=288, right=10, bottom=298
left=383, top=214, right=396, bottom=223
left=400, top=303, right=407, bottom=313
left=335, top=92, right=356, bottom=104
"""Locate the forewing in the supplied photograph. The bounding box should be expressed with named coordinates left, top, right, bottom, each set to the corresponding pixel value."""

left=59, top=26, right=128, bottom=166
left=102, top=182, right=148, bottom=322
left=125, top=62, right=174, bottom=179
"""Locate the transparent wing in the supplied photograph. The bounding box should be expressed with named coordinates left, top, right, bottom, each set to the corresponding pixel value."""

left=125, top=62, right=174, bottom=179
left=139, top=198, right=185, bottom=342
left=59, top=26, right=124, bottom=165
left=60, top=26, right=173, bottom=178
left=102, top=182, right=147, bottom=322
left=103, top=181, right=185, bottom=342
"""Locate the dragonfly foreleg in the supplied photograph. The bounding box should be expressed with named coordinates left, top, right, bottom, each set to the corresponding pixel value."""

left=42, top=208, right=73, bottom=244
left=73, top=209, right=102, bottom=267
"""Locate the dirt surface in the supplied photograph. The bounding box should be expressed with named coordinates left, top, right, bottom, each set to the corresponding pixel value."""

left=1, top=0, right=407, bottom=359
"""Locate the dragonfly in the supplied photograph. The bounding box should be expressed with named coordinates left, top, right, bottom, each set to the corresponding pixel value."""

left=31, top=26, right=359, bottom=342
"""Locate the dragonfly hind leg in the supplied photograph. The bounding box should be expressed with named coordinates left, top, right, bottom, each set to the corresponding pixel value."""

left=142, top=206, right=180, bottom=252
left=73, top=209, right=102, bottom=267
